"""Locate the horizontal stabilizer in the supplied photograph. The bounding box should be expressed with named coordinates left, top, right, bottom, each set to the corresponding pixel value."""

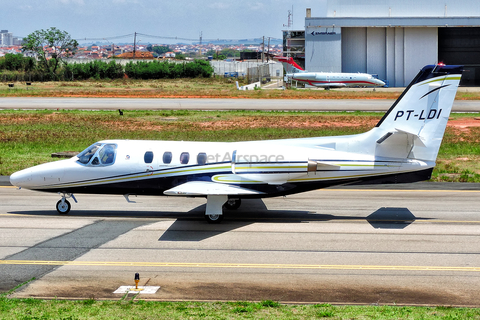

left=164, top=181, right=264, bottom=196
left=395, top=128, right=427, bottom=148
left=376, top=129, right=426, bottom=148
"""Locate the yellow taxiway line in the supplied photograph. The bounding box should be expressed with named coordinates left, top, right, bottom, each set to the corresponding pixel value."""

left=1, top=260, right=479, bottom=272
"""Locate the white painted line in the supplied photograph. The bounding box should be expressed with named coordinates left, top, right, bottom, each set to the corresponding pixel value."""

left=113, top=286, right=160, bottom=294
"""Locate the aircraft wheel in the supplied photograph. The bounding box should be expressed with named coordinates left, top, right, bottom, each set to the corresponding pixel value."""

left=205, top=214, right=223, bottom=224
left=224, top=199, right=241, bottom=210
left=56, top=200, right=71, bottom=214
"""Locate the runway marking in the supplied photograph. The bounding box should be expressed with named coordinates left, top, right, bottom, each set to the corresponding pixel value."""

left=1, top=260, right=479, bottom=272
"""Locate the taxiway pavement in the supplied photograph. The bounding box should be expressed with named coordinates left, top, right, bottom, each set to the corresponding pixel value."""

left=1, top=97, right=480, bottom=112
left=1, top=185, right=480, bottom=305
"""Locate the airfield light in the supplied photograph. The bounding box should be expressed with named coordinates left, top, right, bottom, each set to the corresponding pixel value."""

left=135, top=273, right=140, bottom=289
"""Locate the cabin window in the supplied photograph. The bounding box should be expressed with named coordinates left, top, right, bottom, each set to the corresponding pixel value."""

left=180, top=152, right=190, bottom=164
left=99, top=144, right=117, bottom=165
left=163, top=151, right=172, bottom=164
left=144, top=151, right=154, bottom=164
left=91, top=157, right=100, bottom=165
left=197, top=152, right=207, bottom=165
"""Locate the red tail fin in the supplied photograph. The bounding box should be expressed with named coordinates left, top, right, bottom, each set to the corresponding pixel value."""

left=274, top=56, right=305, bottom=73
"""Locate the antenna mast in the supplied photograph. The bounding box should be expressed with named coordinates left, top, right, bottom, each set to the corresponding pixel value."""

left=283, top=6, right=293, bottom=58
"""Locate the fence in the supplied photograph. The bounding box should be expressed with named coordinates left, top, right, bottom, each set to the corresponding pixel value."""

left=247, top=64, right=273, bottom=84
left=205, top=60, right=283, bottom=81
left=1, top=59, right=284, bottom=82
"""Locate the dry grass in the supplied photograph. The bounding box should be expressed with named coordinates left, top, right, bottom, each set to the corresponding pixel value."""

left=0, top=78, right=409, bottom=99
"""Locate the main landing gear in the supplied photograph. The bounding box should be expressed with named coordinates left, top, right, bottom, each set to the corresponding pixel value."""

left=56, top=193, right=77, bottom=214
left=224, top=198, right=241, bottom=210
left=204, top=196, right=242, bottom=224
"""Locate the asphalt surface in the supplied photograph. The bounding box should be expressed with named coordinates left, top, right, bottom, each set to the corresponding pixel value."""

left=0, top=176, right=11, bottom=186
left=3, top=95, right=480, bottom=305
left=1, top=97, right=480, bottom=112
left=2, top=186, right=480, bottom=305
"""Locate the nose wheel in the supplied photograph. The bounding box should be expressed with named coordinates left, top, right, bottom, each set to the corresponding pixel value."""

left=56, top=199, right=71, bottom=214
left=56, top=192, right=77, bottom=214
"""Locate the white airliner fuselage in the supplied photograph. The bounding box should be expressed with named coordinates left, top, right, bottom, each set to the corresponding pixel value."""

left=10, top=64, right=463, bottom=223
left=276, top=56, right=386, bottom=88
left=287, top=71, right=386, bottom=88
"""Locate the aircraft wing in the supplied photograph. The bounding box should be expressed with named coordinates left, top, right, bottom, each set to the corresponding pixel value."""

left=164, top=181, right=264, bottom=196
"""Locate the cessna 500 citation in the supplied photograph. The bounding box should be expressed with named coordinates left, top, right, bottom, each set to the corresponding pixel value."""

left=276, top=56, right=386, bottom=88
left=10, top=64, right=462, bottom=223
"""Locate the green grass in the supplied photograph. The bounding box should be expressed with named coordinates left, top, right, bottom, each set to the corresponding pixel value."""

left=0, top=297, right=479, bottom=319
left=2, top=109, right=480, bottom=182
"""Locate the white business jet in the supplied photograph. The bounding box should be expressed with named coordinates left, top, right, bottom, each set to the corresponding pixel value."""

left=10, top=64, right=462, bottom=223
left=276, top=56, right=386, bottom=88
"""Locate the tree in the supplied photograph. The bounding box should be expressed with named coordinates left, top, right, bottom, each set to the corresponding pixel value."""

left=0, top=53, right=36, bottom=71
left=205, top=49, right=216, bottom=56
left=22, top=27, right=78, bottom=78
left=213, top=52, right=226, bottom=60
left=220, top=48, right=240, bottom=58
left=175, top=53, right=186, bottom=60
left=147, top=45, right=170, bottom=56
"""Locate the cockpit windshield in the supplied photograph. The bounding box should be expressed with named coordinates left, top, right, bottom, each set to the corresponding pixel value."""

left=77, top=143, right=101, bottom=164
left=76, top=143, right=117, bottom=166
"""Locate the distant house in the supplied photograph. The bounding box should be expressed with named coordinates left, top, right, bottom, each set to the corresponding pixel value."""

left=116, top=51, right=155, bottom=59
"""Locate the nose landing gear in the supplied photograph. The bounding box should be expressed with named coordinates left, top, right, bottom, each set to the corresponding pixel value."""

left=56, top=192, right=77, bottom=214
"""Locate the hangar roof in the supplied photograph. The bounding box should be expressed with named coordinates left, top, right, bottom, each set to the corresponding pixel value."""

left=306, top=17, right=480, bottom=28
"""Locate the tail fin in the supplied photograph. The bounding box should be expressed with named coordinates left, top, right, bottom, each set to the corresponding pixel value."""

left=374, top=64, right=463, bottom=161
left=274, top=56, right=306, bottom=74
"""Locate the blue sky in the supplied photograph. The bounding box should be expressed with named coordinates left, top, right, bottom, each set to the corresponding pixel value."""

left=2, top=0, right=327, bottom=44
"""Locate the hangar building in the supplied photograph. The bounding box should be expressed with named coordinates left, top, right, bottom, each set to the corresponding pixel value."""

left=286, top=0, right=480, bottom=86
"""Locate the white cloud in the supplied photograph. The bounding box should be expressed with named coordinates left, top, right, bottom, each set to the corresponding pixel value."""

left=111, top=0, right=140, bottom=4
left=58, top=0, right=85, bottom=5
left=208, top=2, right=231, bottom=10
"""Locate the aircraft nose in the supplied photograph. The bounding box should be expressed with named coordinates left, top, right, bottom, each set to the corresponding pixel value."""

left=376, top=79, right=386, bottom=87
left=10, top=168, right=32, bottom=187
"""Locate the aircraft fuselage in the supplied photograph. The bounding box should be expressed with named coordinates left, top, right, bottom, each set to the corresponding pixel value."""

left=10, top=137, right=432, bottom=199
left=288, top=72, right=386, bottom=88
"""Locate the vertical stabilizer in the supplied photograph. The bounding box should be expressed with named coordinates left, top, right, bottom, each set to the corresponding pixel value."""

left=374, top=65, right=463, bottom=161
left=275, top=56, right=306, bottom=74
